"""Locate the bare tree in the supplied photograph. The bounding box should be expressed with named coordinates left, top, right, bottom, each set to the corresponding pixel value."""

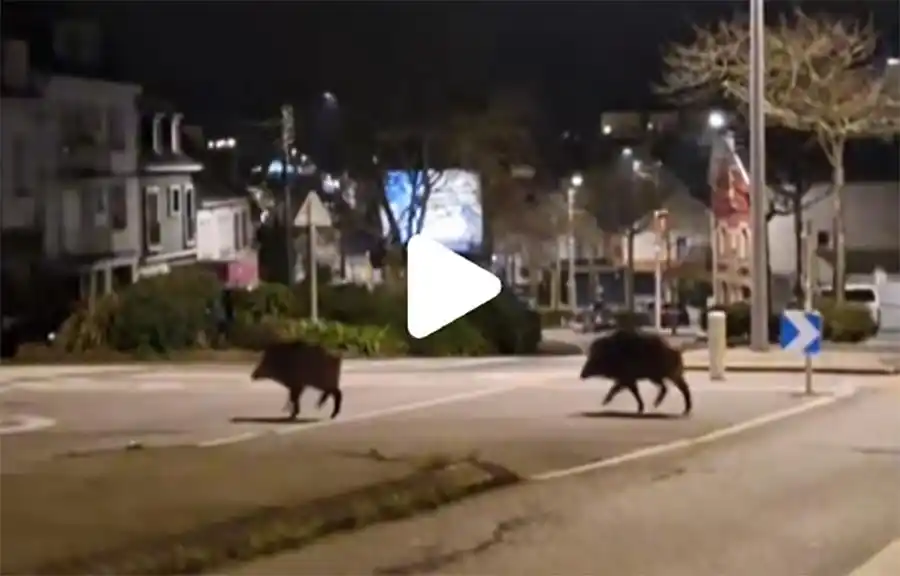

left=581, top=155, right=671, bottom=311
left=658, top=9, right=900, bottom=300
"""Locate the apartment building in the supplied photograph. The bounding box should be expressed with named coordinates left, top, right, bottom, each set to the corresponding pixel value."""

left=135, top=100, right=203, bottom=279
left=1, top=37, right=144, bottom=303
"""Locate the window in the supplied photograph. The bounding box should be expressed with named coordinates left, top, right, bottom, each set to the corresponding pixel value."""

left=168, top=185, right=181, bottom=215
left=144, top=187, right=161, bottom=249
left=184, top=187, right=196, bottom=245
left=107, top=106, right=125, bottom=150
left=12, top=136, right=28, bottom=197
left=110, top=181, right=127, bottom=231
left=233, top=213, right=241, bottom=250
left=94, top=186, right=108, bottom=225
left=241, top=211, right=250, bottom=248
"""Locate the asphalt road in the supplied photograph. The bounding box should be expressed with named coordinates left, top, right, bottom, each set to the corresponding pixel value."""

left=232, top=381, right=900, bottom=576
left=0, top=358, right=868, bottom=474
left=1, top=358, right=897, bottom=576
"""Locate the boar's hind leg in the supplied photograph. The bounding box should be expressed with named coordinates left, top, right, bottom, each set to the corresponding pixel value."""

left=317, top=389, right=343, bottom=419
left=651, top=378, right=668, bottom=408
left=670, top=375, right=693, bottom=416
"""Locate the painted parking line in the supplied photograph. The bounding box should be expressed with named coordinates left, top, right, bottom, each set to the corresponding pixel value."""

left=532, top=383, right=857, bottom=481
left=0, top=414, right=57, bottom=435
left=847, top=538, right=900, bottom=576
left=199, top=381, right=546, bottom=448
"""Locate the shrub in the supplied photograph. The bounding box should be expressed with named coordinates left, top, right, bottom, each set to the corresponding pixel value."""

left=228, top=316, right=407, bottom=357
left=320, top=284, right=406, bottom=330
left=109, top=266, right=223, bottom=354
left=55, top=293, right=121, bottom=352
left=231, top=283, right=300, bottom=321
left=467, top=288, right=541, bottom=355
left=817, top=299, right=876, bottom=343
left=406, top=318, right=492, bottom=357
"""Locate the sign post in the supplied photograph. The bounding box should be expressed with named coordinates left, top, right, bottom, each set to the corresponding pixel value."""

left=653, top=209, right=669, bottom=331
left=780, top=221, right=822, bottom=395
left=294, top=191, right=332, bottom=322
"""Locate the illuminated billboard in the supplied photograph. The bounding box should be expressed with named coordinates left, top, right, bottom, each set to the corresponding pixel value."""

left=381, top=169, right=483, bottom=253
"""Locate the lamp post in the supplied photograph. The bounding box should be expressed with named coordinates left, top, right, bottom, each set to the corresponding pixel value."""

left=749, top=0, right=769, bottom=351
left=568, top=173, right=583, bottom=313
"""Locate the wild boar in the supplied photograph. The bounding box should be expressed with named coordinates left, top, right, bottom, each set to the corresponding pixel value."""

left=251, top=339, right=344, bottom=420
left=580, top=330, right=693, bottom=416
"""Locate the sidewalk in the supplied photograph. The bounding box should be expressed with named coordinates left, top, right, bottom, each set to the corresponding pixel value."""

left=683, top=347, right=899, bottom=374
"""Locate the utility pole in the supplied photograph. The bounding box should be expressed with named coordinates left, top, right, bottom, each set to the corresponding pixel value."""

left=281, top=104, right=296, bottom=285
left=749, top=0, right=769, bottom=350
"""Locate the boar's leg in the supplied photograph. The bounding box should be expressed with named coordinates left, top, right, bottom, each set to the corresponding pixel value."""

left=317, top=389, right=343, bottom=419
left=286, top=386, right=303, bottom=420
left=651, top=378, right=668, bottom=408
left=669, top=375, right=693, bottom=416
left=603, top=379, right=644, bottom=414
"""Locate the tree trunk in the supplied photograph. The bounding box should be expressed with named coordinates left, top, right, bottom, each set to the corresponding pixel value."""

left=831, top=163, right=846, bottom=302
left=792, top=192, right=804, bottom=301
left=624, top=229, right=636, bottom=312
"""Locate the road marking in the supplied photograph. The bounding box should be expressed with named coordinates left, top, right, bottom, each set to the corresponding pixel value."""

left=847, top=538, right=900, bottom=576
left=199, top=382, right=540, bottom=448
left=0, top=414, right=57, bottom=435
left=531, top=383, right=857, bottom=481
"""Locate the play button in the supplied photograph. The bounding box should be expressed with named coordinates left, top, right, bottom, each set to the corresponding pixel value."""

left=406, top=235, right=501, bottom=339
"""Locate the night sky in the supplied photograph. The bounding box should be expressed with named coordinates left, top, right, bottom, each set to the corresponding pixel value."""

left=4, top=1, right=899, bottom=137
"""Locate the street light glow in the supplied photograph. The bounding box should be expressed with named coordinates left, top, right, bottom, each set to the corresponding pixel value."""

left=621, top=147, right=633, bottom=158
left=602, top=124, right=613, bottom=135
left=632, top=159, right=642, bottom=172
left=570, top=173, right=583, bottom=187
left=708, top=111, right=726, bottom=129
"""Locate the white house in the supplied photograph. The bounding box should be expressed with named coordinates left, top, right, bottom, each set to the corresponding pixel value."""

left=1, top=38, right=143, bottom=300
left=768, top=181, right=900, bottom=285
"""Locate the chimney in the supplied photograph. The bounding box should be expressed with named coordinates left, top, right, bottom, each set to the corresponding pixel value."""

left=171, top=113, right=183, bottom=154
left=152, top=113, right=165, bottom=154
left=3, top=40, right=30, bottom=89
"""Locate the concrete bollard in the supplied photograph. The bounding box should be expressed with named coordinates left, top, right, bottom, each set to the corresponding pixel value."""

left=708, top=310, right=727, bottom=381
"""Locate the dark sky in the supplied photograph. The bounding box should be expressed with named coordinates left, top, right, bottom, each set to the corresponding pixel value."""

left=5, top=0, right=899, bottom=135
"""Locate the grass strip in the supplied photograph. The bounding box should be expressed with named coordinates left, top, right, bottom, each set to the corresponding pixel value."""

left=18, top=458, right=519, bottom=576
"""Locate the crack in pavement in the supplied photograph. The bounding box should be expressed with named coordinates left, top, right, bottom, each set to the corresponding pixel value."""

left=372, top=515, right=542, bottom=575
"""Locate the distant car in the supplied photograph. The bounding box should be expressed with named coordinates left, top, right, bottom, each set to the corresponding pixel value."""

left=820, top=283, right=881, bottom=329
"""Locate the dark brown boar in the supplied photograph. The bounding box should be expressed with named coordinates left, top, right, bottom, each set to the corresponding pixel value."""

left=580, top=329, right=693, bottom=415
left=251, top=339, right=344, bottom=420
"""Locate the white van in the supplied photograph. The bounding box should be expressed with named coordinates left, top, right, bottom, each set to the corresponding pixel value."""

left=820, top=283, right=881, bottom=329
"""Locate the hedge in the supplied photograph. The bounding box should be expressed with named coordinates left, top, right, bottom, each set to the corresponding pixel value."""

left=700, top=299, right=877, bottom=344
left=54, top=273, right=541, bottom=358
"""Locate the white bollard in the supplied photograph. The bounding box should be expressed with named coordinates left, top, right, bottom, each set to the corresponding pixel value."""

left=708, top=310, right=727, bottom=381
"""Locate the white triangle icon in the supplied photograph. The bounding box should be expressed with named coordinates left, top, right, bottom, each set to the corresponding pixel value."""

left=407, top=235, right=502, bottom=339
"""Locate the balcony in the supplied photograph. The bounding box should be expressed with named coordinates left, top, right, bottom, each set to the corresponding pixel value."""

left=59, top=134, right=112, bottom=176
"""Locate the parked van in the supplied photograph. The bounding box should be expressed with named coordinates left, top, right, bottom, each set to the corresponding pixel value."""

left=820, top=283, right=881, bottom=329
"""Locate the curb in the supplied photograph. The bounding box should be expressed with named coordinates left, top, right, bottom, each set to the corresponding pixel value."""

left=27, top=459, right=520, bottom=576
left=0, top=368, right=154, bottom=386
left=684, top=365, right=898, bottom=375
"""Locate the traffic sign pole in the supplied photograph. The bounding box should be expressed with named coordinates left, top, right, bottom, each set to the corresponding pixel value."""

left=309, top=199, right=319, bottom=322
left=804, top=220, right=815, bottom=395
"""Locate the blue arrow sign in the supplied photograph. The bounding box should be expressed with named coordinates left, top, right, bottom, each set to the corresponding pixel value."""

left=780, top=310, right=823, bottom=356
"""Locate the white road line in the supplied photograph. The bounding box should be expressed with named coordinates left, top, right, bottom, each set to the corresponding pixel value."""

left=198, top=382, right=541, bottom=448
left=0, top=414, right=57, bottom=435
left=531, top=383, right=857, bottom=481
left=847, top=538, right=900, bottom=576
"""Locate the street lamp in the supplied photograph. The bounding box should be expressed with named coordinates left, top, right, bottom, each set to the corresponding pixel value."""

left=749, top=0, right=768, bottom=351
left=708, top=111, right=726, bottom=130
left=567, top=173, right=582, bottom=313
left=602, top=124, right=613, bottom=135
left=621, top=147, right=633, bottom=158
